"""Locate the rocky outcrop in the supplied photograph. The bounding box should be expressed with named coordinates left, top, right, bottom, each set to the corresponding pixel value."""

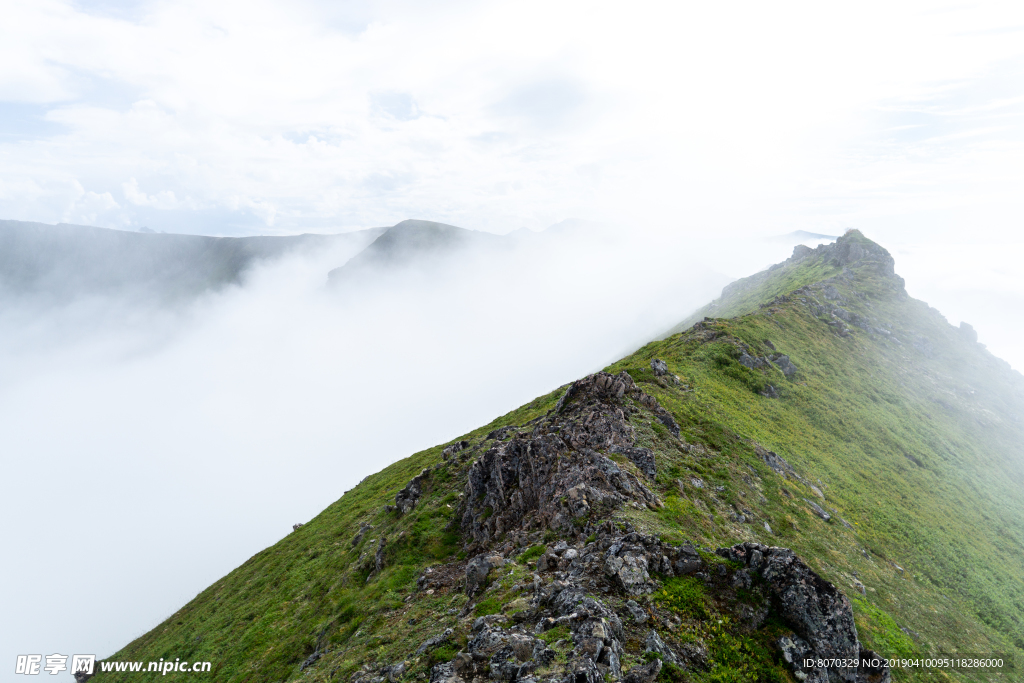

left=609, top=445, right=656, bottom=480
left=959, top=322, right=978, bottom=344
left=465, top=553, right=505, bottom=596
left=756, top=444, right=795, bottom=477
left=770, top=354, right=798, bottom=378
left=352, top=522, right=373, bottom=547
left=389, top=468, right=430, bottom=515
left=444, top=441, right=470, bottom=460
left=460, top=372, right=675, bottom=547
left=650, top=359, right=668, bottom=376
left=804, top=499, right=832, bottom=522
left=718, top=542, right=890, bottom=683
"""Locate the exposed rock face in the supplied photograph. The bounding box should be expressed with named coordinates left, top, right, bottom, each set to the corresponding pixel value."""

left=374, top=536, right=388, bottom=572
left=417, top=628, right=454, bottom=655
left=624, top=599, right=647, bottom=623
left=804, top=499, right=832, bottom=522
left=352, top=522, right=373, bottom=547
left=444, top=441, right=470, bottom=460
left=460, top=372, right=675, bottom=547
left=390, top=468, right=430, bottom=515
left=644, top=630, right=677, bottom=665
left=609, top=445, right=656, bottom=479
left=356, top=368, right=887, bottom=683
left=465, top=553, right=505, bottom=596
left=718, top=542, right=890, bottom=683
left=650, top=359, right=668, bottom=376
left=770, top=354, right=798, bottom=378
left=756, top=444, right=795, bottom=477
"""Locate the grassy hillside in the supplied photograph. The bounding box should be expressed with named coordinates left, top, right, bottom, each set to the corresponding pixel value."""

left=95, top=231, right=1023, bottom=683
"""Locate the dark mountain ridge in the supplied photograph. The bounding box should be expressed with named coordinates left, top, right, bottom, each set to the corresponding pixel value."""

left=0, top=219, right=384, bottom=302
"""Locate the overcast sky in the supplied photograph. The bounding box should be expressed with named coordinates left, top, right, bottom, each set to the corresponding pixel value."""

left=2, top=0, right=1024, bottom=674
left=0, top=0, right=1020, bottom=238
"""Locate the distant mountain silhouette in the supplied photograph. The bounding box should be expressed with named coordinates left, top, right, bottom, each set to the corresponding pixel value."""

left=0, top=220, right=383, bottom=302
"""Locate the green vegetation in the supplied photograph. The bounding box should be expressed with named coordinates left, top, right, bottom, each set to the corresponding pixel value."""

left=537, top=625, right=571, bottom=646
left=654, top=576, right=709, bottom=620
left=473, top=597, right=503, bottom=617
left=517, top=544, right=547, bottom=564
left=94, top=232, right=1024, bottom=683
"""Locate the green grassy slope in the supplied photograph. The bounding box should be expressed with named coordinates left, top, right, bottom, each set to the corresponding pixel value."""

left=96, top=231, right=1024, bottom=682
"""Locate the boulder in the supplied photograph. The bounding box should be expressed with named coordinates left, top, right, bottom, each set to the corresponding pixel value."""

left=351, top=522, right=373, bottom=547
left=803, top=499, right=831, bottom=522
left=417, top=628, right=454, bottom=655
left=604, top=550, right=655, bottom=595
left=622, top=658, right=662, bottom=683
left=650, top=359, right=669, bottom=376
left=393, top=469, right=430, bottom=515
left=770, top=354, right=798, bottom=378
left=465, top=553, right=505, bottom=595
left=718, top=542, right=886, bottom=683
left=443, top=440, right=470, bottom=460
left=644, top=630, right=678, bottom=665
left=624, top=599, right=648, bottom=623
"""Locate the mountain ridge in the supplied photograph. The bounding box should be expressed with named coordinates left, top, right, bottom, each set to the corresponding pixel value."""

left=89, top=230, right=1024, bottom=683
left=0, top=219, right=385, bottom=302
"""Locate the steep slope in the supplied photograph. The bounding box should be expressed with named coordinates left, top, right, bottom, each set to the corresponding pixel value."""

left=0, top=220, right=383, bottom=302
left=93, top=231, right=1023, bottom=683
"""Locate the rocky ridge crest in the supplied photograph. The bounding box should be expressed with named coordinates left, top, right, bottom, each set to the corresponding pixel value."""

left=369, top=370, right=890, bottom=683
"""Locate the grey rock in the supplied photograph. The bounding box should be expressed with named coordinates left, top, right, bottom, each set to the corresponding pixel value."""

left=644, top=630, right=678, bottom=666
left=622, top=658, right=662, bottom=683
left=375, top=535, right=387, bottom=572
left=461, top=371, right=663, bottom=546
left=858, top=649, right=891, bottom=683
left=610, top=445, right=657, bottom=479
left=803, top=499, right=832, bottom=522
left=624, top=599, right=648, bottom=623
left=563, top=657, right=603, bottom=683
left=770, top=354, right=798, bottom=378
left=383, top=661, right=407, bottom=682
left=428, top=662, right=462, bottom=683
left=351, top=522, right=373, bottom=547
left=472, top=614, right=506, bottom=632
left=656, top=412, right=681, bottom=437
left=443, top=440, right=469, bottom=460
left=650, top=358, right=669, bottom=376
left=604, top=551, right=654, bottom=595
left=486, top=426, right=517, bottom=441
left=393, top=468, right=430, bottom=515
left=719, top=543, right=884, bottom=683
left=756, top=444, right=795, bottom=478
left=299, top=651, right=322, bottom=671
left=417, top=628, right=454, bottom=655
left=465, top=553, right=504, bottom=596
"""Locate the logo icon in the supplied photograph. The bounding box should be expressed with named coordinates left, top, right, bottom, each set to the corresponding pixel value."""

left=71, top=656, right=96, bottom=675
left=15, top=656, right=42, bottom=675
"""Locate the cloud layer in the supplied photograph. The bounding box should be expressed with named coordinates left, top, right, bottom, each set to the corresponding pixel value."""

left=0, top=1, right=1021, bottom=237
